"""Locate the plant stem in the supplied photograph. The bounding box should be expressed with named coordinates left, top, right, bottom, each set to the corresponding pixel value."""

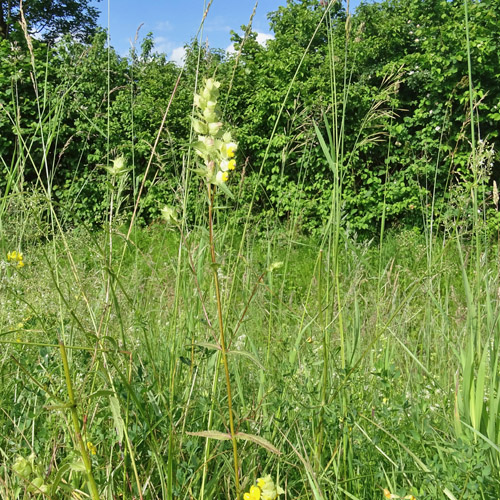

left=59, top=339, right=100, bottom=500
left=207, top=184, right=240, bottom=500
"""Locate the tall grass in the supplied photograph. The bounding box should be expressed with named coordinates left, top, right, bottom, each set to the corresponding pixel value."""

left=0, top=0, right=499, bottom=499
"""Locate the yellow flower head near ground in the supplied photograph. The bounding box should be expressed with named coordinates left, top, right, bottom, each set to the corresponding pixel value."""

left=244, top=475, right=284, bottom=500
left=244, top=485, right=261, bottom=500
left=384, top=488, right=416, bottom=500
left=7, top=250, right=24, bottom=268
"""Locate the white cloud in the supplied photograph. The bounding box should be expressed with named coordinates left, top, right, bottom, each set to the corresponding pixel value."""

left=154, top=21, right=173, bottom=32
left=256, top=32, right=274, bottom=45
left=225, top=31, right=274, bottom=54
left=153, top=36, right=172, bottom=55
left=170, top=46, right=187, bottom=66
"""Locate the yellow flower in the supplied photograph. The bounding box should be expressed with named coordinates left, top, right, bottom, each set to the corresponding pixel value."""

left=216, top=171, right=229, bottom=184
left=87, top=441, right=97, bottom=455
left=220, top=140, right=237, bottom=159
left=220, top=159, right=236, bottom=172
left=244, top=485, right=261, bottom=500
left=7, top=250, right=24, bottom=267
left=383, top=489, right=398, bottom=499
left=256, top=475, right=284, bottom=500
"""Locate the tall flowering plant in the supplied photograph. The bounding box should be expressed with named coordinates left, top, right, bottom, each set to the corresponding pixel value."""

left=189, top=80, right=282, bottom=500
left=192, top=78, right=238, bottom=195
left=192, top=78, right=241, bottom=498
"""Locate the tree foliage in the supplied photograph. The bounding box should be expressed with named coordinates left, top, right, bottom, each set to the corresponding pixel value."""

left=0, top=0, right=100, bottom=42
left=1, top=0, right=499, bottom=233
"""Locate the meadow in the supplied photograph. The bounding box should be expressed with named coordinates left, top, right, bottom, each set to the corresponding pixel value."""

left=1, top=0, right=500, bottom=499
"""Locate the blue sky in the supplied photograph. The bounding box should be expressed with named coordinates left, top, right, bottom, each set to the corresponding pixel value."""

left=94, top=0, right=364, bottom=63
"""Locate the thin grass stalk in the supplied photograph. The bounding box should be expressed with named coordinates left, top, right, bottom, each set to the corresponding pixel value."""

left=317, top=248, right=327, bottom=462
left=19, top=7, right=100, bottom=496
left=208, top=183, right=240, bottom=500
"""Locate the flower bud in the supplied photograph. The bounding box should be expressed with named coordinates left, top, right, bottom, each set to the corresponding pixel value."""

left=192, top=118, right=208, bottom=135
left=208, top=121, right=223, bottom=135
left=203, top=107, right=217, bottom=123
left=13, top=456, right=32, bottom=479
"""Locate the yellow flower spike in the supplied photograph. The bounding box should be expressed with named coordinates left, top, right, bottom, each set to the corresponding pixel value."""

left=192, top=79, right=238, bottom=190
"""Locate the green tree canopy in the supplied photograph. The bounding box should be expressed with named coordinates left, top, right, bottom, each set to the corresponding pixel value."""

left=0, top=0, right=101, bottom=42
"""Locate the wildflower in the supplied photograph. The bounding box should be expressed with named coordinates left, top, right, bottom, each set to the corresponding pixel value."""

left=244, top=475, right=283, bottom=500
left=216, top=171, right=229, bottom=184
left=161, top=205, right=178, bottom=224
left=105, top=155, right=128, bottom=177
left=7, top=250, right=24, bottom=268
left=208, top=121, right=223, bottom=135
left=257, top=475, right=284, bottom=500
left=221, top=140, right=237, bottom=158
left=267, top=261, right=283, bottom=272
left=192, top=79, right=238, bottom=190
left=383, top=489, right=416, bottom=499
left=244, top=485, right=261, bottom=500
left=87, top=441, right=97, bottom=455
left=220, top=159, right=236, bottom=172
